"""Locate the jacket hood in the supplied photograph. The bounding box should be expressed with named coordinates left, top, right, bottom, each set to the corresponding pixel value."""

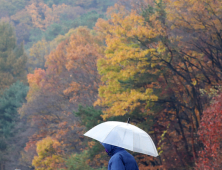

left=101, top=143, right=124, bottom=157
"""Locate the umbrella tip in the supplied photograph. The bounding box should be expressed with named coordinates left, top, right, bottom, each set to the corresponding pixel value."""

left=127, top=117, right=130, bottom=123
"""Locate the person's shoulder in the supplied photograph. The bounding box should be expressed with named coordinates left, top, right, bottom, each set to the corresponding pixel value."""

left=120, top=150, right=137, bottom=161
left=109, top=152, right=123, bottom=162
left=120, top=150, right=133, bottom=157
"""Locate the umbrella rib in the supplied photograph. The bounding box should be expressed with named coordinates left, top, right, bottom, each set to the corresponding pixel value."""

left=101, top=123, right=124, bottom=143
left=146, top=134, right=158, bottom=156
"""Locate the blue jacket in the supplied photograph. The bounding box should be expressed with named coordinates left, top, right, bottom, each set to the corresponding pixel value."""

left=101, top=143, right=139, bottom=170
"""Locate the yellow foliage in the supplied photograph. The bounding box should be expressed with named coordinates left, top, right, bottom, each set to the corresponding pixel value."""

left=94, top=5, right=166, bottom=119
left=32, top=136, right=65, bottom=170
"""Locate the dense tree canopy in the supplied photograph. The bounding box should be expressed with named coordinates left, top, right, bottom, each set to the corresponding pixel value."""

left=195, top=92, right=222, bottom=169
left=0, top=81, right=28, bottom=163
left=19, top=27, right=104, bottom=169
left=0, top=0, right=221, bottom=169
left=0, top=0, right=116, bottom=49
left=0, top=22, right=27, bottom=93
left=32, top=136, right=65, bottom=170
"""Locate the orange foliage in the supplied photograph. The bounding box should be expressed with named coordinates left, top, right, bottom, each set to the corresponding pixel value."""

left=26, top=68, right=46, bottom=102
left=18, top=1, right=222, bottom=169
left=21, top=27, right=104, bottom=168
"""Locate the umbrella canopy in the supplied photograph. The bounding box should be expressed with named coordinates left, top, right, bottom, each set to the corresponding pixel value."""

left=84, top=121, right=158, bottom=157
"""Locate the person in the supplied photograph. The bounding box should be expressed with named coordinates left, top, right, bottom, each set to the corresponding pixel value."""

left=101, top=143, right=139, bottom=170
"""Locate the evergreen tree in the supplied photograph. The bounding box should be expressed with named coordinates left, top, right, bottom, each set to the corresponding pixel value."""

left=0, top=81, right=28, bottom=138
left=65, top=150, right=106, bottom=170
left=0, top=22, right=27, bottom=93
left=0, top=81, right=28, bottom=156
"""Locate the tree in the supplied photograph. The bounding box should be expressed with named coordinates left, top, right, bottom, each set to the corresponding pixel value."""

left=0, top=81, right=28, bottom=138
left=27, top=28, right=79, bottom=73
left=32, top=136, right=66, bottom=170
left=166, top=0, right=222, bottom=82
left=28, top=39, right=49, bottom=72
left=74, top=106, right=103, bottom=131
left=0, top=22, right=27, bottom=93
left=71, top=11, right=105, bottom=29
left=0, top=0, right=27, bottom=17
left=195, top=93, right=222, bottom=170
left=0, top=81, right=28, bottom=162
left=94, top=3, right=166, bottom=119
left=44, top=23, right=65, bottom=41
left=20, top=27, right=103, bottom=168
left=65, top=150, right=106, bottom=170
left=10, top=8, right=32, bottom=44
left=26, top=2, right=67, bottom=31
left=94, top=2, right=219, bottom=169
left=63, top=27, right=103, bottom=104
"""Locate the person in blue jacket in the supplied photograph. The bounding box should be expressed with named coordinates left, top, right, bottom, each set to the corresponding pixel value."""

left=101, top=143, right=139, bottom=170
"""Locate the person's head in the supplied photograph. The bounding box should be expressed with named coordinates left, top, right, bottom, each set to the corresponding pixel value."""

left=100, top=142, right=112, bottom=154
left=100, top=142, right=124, bottom=157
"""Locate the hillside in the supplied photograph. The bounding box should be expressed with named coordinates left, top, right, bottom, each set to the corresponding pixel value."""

left=0, top=0, right=222, bottom=170
left=0, top=0, right=115, bottom=49
left=0, top=1, right=115, bottom=169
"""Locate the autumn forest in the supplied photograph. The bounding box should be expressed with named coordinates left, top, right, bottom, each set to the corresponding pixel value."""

left=0, top=0, right=221, bottom=169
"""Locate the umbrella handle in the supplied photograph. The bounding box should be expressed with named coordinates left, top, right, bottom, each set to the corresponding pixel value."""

left=127, top=117, right=130, bottom=123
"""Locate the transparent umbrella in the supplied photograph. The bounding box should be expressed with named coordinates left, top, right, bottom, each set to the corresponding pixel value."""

left=84, top=119, right=158, bottom=157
